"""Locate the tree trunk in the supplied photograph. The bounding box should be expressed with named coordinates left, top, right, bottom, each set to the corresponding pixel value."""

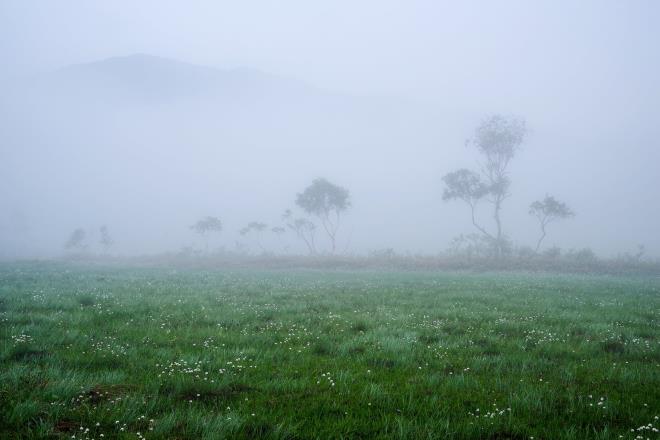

left=300, top=232, right=316, bottom=256
left=470, top=203, right=494, bottom=241
left=493, top=195, right=504, bottom=258
left=535, top=222, right=547, bottom=253
left=329, top=234, right=336, bottom=254
left=320, top=213, right=339, bottom=254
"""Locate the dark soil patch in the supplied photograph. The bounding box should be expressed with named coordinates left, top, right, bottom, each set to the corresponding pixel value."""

left=178, top=383, right=256, bottom=404
left=9, top=347, right=48, bottom=362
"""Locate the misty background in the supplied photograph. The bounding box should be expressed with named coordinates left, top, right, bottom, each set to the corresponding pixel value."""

left=1, top=1, right=658, bottom=259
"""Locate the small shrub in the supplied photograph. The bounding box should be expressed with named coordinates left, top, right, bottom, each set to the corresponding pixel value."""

left=312, top=340, right=333, bottom=356
left=601, top=340, right=626, bottom=354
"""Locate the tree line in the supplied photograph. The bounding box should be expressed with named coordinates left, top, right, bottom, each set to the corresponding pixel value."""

left=65, top=114, right=574, bottom=257
left=187, top=177, right=351, bottom=256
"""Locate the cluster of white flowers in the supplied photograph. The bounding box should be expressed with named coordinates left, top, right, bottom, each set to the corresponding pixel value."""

left=523, top=329, right=565, bottom=344
left=200, top=337, right=220, bottom=349
left=11, top=333, right=32, bottom=344
left=88, top=335, right=129, bottom=358
left=586, top=395, right=608, bottom=409
left=66, top=416, right=154, bottom=440
left=157, top=356, right=256, bottom=382
left=157, top=359, right=205, bottom=378
left=31, top=292, right=47, bottom=302
left=224, top=355, right=257, bottom=373
left=626, top=415, right=659, bottom=439
left=317, top=372, right=336, bottom=387
left=468, top=403, right=511, bottom=419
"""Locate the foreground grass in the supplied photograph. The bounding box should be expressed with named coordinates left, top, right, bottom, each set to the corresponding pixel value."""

left=0, top=262, right=658, bottom=439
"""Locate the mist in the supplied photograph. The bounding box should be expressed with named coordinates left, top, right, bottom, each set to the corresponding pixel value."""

left=1, top=0, right=659, bottom=260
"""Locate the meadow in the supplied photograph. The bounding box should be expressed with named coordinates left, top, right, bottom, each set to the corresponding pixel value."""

left=0, top=262, right=658, bottom=439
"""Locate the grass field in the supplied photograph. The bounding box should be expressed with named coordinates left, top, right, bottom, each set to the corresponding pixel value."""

left=1, top=262, right=658, bottom=439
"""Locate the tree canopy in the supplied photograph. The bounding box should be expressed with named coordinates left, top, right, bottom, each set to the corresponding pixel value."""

left=190, top=216, right=223, bottom=236
left=296, top=178, right=350, bottom=217
left=190, top=216, right=222, bottom=253
left=65, top=228, right=87, bottom=251
left=442, top=169, right=489, bottom=204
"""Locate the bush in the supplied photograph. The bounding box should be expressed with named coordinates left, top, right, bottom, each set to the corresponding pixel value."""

left=542, top=247, right=562, bottom=259
left=516, top=246, right=536, bottom=259
left=567, top=248, right=597, bottom=263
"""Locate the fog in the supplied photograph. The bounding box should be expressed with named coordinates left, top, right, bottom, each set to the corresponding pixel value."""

left=1, top=1, right=659, bottom=259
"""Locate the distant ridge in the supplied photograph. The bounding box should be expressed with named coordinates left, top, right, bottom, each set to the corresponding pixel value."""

left=47, top=53, right=315, bottom=101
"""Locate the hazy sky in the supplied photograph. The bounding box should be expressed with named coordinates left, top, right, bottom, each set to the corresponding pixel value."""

left=1, top=1, right=659, bottom=258
left=2, top=1, right=658, bottom=102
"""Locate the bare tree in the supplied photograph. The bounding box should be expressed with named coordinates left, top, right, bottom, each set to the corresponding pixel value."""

left=240, top=221, right=268, bottom=253
left=282, top=209, right=317, bottom=255
left=529, top=195, right=574, bottom=252
left=190, top=216, right=222, bottom=253
left=295, top=178, right=350, bottom=254
left=271, top=226, right=287, bottom=253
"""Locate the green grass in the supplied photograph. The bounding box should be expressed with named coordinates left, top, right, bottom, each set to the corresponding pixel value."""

left=0, top=262, right=658, bottom=439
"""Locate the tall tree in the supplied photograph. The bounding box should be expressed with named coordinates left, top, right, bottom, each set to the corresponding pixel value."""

left=443, top=115, right=526, bottom=256
left=190, top=216, right=222, bottom=253
left=474, top=115, right=526, bottom=252
left=529, top=195, right=574, bottom=252
left=295, top=178, right=350, bottom=254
